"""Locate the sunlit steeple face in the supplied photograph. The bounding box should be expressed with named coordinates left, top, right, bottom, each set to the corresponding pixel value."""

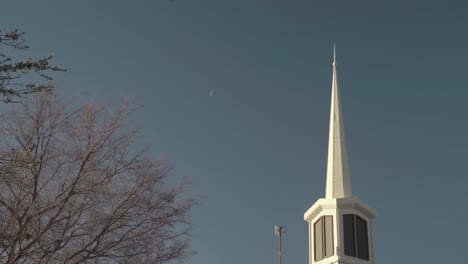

left=325, top=46, right=352, bottom=199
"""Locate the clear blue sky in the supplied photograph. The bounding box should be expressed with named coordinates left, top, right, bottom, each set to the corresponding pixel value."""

left=2, top=1, right=468, bottom=263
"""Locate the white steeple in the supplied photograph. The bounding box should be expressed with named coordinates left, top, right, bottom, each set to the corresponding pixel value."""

left=304, top=47, right=376, bottom=264
left=325, top=45, right=352, bottom=198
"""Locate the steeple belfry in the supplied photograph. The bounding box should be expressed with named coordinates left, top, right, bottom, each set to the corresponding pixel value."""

left=325, top=46, right=352, bottom=198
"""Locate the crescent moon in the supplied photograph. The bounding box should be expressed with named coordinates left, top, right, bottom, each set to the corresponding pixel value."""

left=209, top=89, right=214, bottom=96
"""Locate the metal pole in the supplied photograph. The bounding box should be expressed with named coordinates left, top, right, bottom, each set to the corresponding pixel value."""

left=275, top=226, right=285, bottom=264
left=279, top=229, right=282, bottom=264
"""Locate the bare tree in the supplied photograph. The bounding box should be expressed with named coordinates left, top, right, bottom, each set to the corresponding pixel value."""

left=0, top=93, right=196, bottom=263
left=0, top=30, right=65, bottom=103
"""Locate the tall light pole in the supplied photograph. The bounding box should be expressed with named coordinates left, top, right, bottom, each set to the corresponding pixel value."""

left=274, top=225, right=286, bottom=264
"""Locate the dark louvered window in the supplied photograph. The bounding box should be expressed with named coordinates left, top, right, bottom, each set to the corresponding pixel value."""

left=343, top=214, right=369, bottom=261
left=314, top=215, right=334, bottom=261
left=343, top=214, right=356, bottom=257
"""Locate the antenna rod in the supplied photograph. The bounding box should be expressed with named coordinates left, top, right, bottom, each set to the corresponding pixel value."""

left=274, top=226, right=285, bottom=264
left=333, top=43, right=336, bottom=64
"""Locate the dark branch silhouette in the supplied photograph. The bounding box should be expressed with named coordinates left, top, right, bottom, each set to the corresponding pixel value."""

left=0, top=30, right=65, bottom=103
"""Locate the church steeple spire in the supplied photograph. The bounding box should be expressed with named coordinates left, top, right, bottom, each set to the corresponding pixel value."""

left=325, top=46, right=352, bottom=198
left=304, top=47, right=376, bottom=264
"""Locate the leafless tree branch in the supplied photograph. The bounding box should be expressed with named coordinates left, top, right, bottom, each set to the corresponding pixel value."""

left=0, top=30, right=65, bottom=103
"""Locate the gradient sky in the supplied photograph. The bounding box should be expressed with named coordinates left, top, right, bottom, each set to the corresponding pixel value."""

left=2, top=1, right=468, bottom=263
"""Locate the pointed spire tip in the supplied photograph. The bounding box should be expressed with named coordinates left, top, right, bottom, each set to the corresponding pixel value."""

left=333, top=44, right=336, bottom=66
